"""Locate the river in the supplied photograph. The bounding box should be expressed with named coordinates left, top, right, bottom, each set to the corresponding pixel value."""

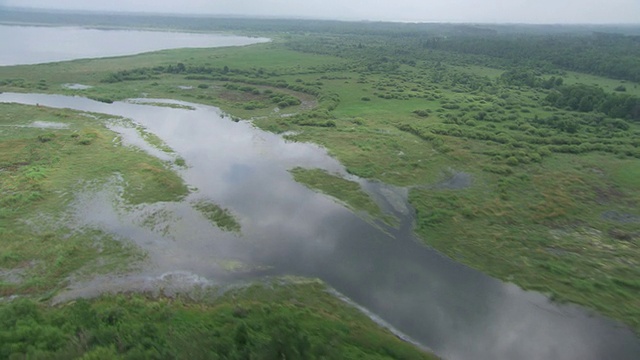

left=0, top=25, right=639, bottom=360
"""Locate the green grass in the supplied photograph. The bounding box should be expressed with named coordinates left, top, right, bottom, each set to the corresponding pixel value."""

left=290, top=167, right=395, bottom=224
left=0, top=281, right=437, bottom=359
left=563, top=70, right=640, bottom=97
left=193, top=200, right=241, bottom=233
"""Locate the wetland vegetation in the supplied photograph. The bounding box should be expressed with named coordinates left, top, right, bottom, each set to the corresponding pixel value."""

left=193, top=200, right=241, bottom=233
left=290, top=167, right=391, bottom=224
left=0, top=103, right=187, bottom=298
left=1, top=9, right=639, bottom=358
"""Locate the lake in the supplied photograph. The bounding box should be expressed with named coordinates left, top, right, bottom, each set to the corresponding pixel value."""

left=0, top=25, right=269, bottom=66
left=1, top=25, right=639, bottom=360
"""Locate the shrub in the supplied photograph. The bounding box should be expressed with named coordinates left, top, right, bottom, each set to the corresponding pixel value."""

left=483, top=165, right=513, bottom=175
left=506, top=156, right=519, bottom=166
left=324, top=120, right=337, bottom=127
left=412, top=109, right=430, bottom=117
left=37, top=133, right=55, bottom=143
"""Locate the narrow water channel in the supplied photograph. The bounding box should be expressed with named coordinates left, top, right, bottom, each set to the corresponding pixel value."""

left=1, top=92, right=638, bottom=360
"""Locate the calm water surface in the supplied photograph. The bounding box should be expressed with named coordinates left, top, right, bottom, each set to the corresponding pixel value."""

left=1, top=25, right=639, bottom=360
left=0, top=25, right=268, bottom=66
left=1, top=92, right=638, bottom=360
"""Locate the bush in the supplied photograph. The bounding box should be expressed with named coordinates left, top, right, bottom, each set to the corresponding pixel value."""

left=483, top=165, right=514, bottom=175
left=506, top=156, right=519, bottom=166
left=37, top=133, right=55, bottom=143
left=324, top=120, right=337, bottom=127
left=412, top=109, right=430, bottom=117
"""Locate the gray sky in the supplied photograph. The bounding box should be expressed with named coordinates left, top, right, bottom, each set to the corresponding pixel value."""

left=4, top=0, right=640, bottom=24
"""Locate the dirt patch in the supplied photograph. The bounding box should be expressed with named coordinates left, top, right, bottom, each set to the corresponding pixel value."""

left=0, top=268, right=25, bottom=285
left=299, top=97, right=318, bottom=110
left=62, top=83, right=92, bottom=90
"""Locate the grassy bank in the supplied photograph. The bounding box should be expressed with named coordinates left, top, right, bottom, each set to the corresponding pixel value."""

left=0, top=281, right=436, bottom=359
left=290, top=167, right=393, bottom=224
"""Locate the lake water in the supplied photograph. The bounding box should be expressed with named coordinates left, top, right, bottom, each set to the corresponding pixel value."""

left=1, top=26, right=639, bottom=360
left=0, top=25, right=269, bottom=66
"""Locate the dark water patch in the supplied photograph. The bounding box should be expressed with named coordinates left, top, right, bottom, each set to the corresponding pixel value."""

left=431, top=168, right=473, bottom=190
left=2, top=92, right=639, bottom=360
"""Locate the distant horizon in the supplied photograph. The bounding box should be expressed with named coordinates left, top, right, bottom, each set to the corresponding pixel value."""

left=2, top=5, right=640, bottom=27
left=2, top=0, right=640, bottom=25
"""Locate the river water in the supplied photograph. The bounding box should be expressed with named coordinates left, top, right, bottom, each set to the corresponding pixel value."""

left=1, top=26, right=639, bottom=360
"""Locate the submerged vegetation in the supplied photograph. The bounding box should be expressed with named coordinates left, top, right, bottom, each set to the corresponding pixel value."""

left=0, top=9, right=639, bottom=351
left=193, top=200, right=241, bottom=233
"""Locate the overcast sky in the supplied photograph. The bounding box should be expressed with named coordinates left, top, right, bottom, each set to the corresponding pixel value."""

left=3, top=0, right=640, bottom=24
